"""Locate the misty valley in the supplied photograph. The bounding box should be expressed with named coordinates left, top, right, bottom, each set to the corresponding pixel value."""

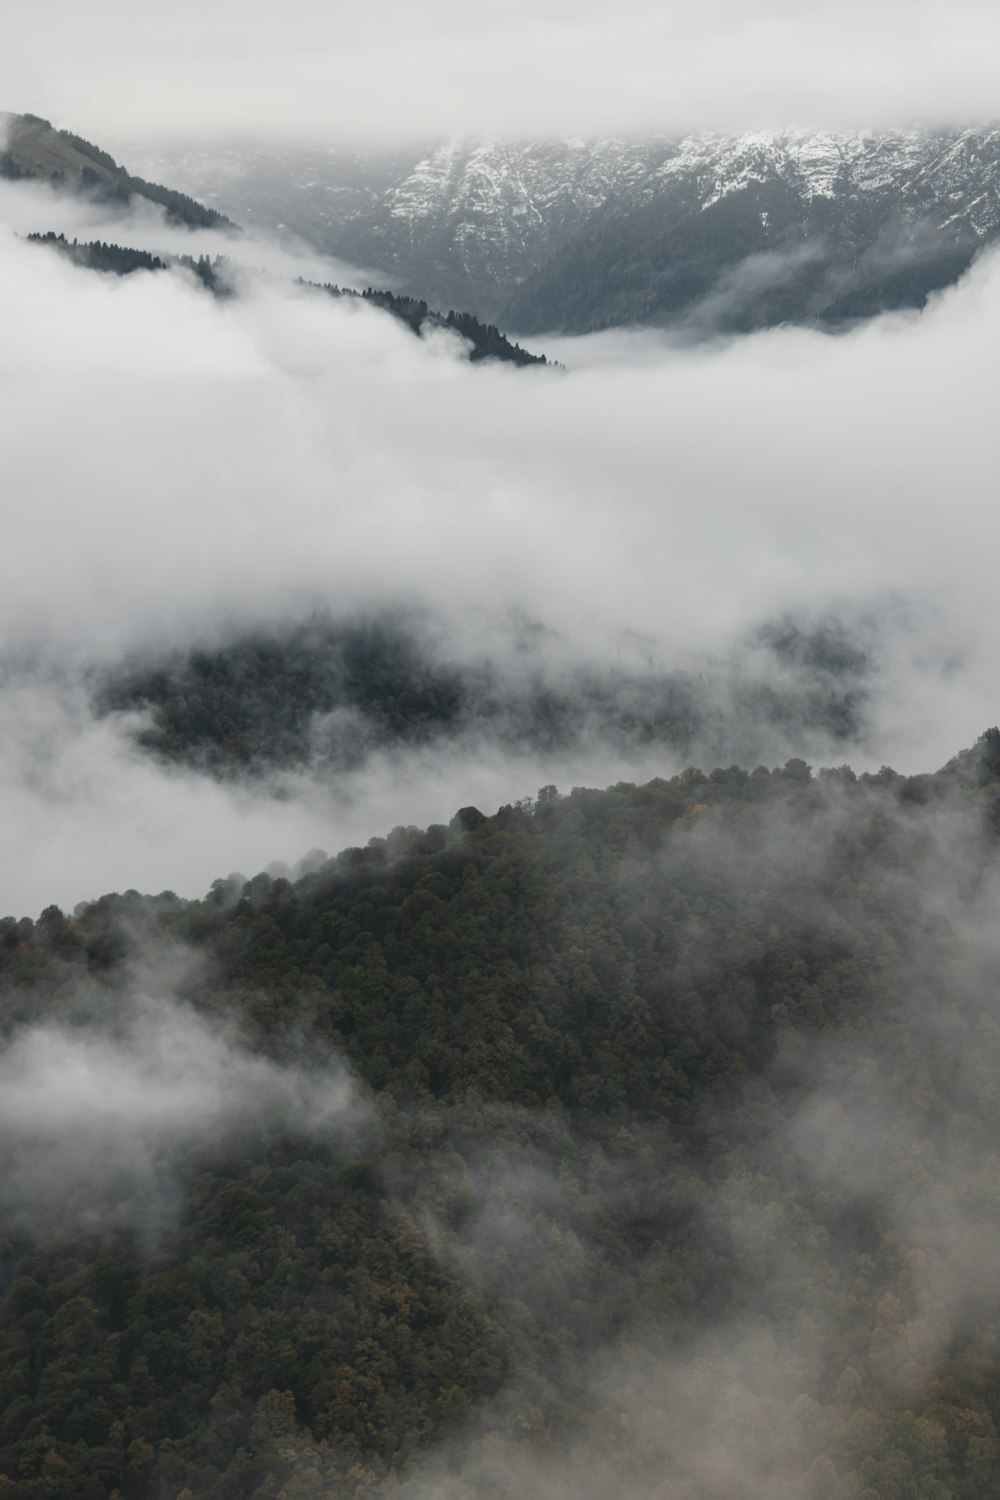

left=5, top=94, right=1000, bottom=1500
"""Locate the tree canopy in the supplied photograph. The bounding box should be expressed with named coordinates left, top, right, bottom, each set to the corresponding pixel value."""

left=2, top=738, right=1000, bottom=1496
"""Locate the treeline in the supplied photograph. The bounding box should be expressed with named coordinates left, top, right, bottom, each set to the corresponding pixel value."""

left=79, top=165, right=235, bottom=233
left=2, top=738, right=1000, bottom=1494
left=25, top=232, right=227, bottom=290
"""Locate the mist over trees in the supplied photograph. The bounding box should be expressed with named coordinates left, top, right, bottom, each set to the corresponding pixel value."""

left=3, top=738, right=1000, bottom=1496
left=0, top=112, right=238, bottom=231
left=7, top=100, right=1000, bottom=1500
left=92, top=610, right=870, bottom=780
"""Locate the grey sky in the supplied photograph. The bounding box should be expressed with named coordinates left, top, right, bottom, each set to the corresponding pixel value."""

left=4, top=0, right=999, bottom=144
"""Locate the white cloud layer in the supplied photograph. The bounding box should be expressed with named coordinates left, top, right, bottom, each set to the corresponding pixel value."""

left=3, top=183, right=1000, bottom=916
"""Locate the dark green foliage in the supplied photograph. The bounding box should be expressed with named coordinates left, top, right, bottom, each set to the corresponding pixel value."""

left=3, top=742, right=1000, bottom=1493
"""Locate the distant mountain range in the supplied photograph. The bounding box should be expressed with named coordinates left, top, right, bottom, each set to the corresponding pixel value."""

left=121, top=128, right=1000, bottom=332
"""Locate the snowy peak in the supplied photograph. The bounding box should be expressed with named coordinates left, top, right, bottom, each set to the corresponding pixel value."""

left=115, top=125, right=1000, bottom=333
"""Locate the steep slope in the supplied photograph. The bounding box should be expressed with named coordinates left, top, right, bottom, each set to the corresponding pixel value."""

left=0, top=111, right=238, bottom=230
left=329, top=137, right=675, bottom=318
left=505, top=129, right=1000, bottom=333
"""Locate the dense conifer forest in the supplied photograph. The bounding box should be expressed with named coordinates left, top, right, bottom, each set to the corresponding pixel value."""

left=3, top=734, right=1000, bottom=1497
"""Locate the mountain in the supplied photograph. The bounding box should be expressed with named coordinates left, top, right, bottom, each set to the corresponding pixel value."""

left=2, top=736, right=1000, bottom=1496
left=503, top=129, right=1000, bottom=334
left=122, top=127, right=1000, bottom=331
left=0, top=111, right=239, bottom=230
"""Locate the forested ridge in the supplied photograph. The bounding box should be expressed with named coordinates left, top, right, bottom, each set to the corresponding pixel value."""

left=3, top=734, right=1000, bottom=1497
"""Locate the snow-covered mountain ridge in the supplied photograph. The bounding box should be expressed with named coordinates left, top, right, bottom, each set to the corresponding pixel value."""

left=120, top=127, right=1000, bottom=333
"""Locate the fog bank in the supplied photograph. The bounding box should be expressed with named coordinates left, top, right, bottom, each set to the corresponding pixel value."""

left=3, top=186, right=1000, bottom=913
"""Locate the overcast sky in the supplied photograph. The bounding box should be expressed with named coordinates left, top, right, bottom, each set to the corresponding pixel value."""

left=4, top=0, right=1000, bottom=145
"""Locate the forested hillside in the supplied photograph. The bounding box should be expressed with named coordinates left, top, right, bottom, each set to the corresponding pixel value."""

left=3, top=734, right=1000, bottom=1497
left=23, top=235, right=549, bottom=366
left=0, top=112, right=237, bottom=231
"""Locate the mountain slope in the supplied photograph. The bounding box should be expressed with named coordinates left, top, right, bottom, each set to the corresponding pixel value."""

left=0, top=111, right=238, bottom=230
left=125, top=127, right=1000, bottom=330
left=504, top=129, right=1000, bottom=333
left=2, top=738, right=1000, bottom=1495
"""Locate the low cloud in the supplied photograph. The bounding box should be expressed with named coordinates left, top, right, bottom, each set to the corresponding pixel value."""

left=0, top=942, right=364, bottom=1230
left=3, top=187, right=1000, bottom=915
left=0, top=176, right=381, bottom=288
